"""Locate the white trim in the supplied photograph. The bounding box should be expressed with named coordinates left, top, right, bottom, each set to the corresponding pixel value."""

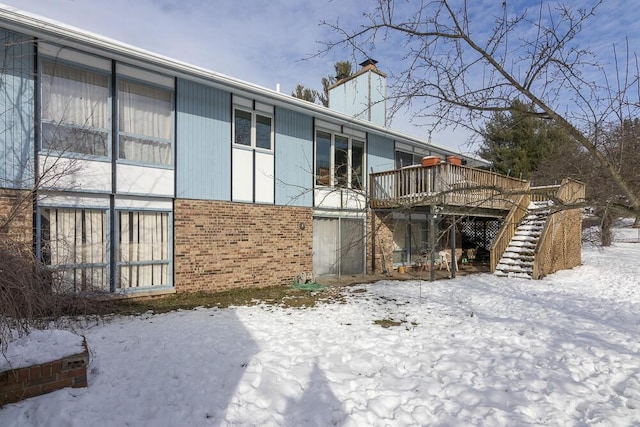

left=116, top=63, right=174, bottom=89
left=114, top=197, right=172, bottom=210
left=342, top=127, right=366, bottom=140
left=255, top=101, right=274, bottom=115
left=37, top=192, right=110, bottom=208
left=233, top=95, right=253, bottom=109
left=39, top=41, right=111, bottom=71
left=316, top=119, right=341, bottom=133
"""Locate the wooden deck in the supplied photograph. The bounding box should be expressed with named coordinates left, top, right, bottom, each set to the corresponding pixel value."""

left=369, top=162, right=529, bottom=212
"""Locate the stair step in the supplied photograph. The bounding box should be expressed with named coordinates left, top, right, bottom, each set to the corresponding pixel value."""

left=498, top=266, right=534, bottom=272
left=505, top=250, right=535, bottom=258
left=494, top=270, right=534, bottom=279
left=512, top=235, right=539, bottom=242
left=499, top=255, right=534, bottom=263
left=504, top=252, right=534, bottom=261
left=516, top=224, right=544, bottom=233
left=507, top=242, right=536, bottom=250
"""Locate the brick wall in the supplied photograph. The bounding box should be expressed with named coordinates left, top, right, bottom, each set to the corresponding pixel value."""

left=0, top=188, right=33, bottom=244
left=174, top=200, right=313, bottom=292
left=0, top=341, right=88, bottom=406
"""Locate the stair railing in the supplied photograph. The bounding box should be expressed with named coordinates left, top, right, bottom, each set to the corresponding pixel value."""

left=532, top=211, right=555, bottom=279
left=489, top=189, right=531, bottom=272
left=532, top=178, right=586, bottom=279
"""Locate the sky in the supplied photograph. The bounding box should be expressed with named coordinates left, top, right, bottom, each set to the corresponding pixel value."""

left=2, top=0, right=640, bottom=155
left=1, top=223, right=639, bottom=425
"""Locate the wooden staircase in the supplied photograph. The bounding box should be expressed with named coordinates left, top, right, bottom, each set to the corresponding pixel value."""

left=494, top=202, right=550, bottom=278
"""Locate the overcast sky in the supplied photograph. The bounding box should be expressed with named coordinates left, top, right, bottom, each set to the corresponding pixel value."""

left=2, top=0, right=639, bottom=155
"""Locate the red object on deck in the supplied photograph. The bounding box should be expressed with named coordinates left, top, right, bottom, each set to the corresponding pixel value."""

left=421, top=156, right=441, bottom=167
left=446, top=155, right=462, bottom=166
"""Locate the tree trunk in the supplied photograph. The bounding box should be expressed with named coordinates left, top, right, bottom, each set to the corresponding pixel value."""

left=600, top=211, right=614, bottom=247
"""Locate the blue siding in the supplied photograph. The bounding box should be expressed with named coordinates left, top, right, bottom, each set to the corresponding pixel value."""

left=275, top=107, right=313, bottom=206
left=0, top=30, right=34, bottom=189
left=176, top=79, right=230, bottom=200
left=367, top=133, right=395, bottom=173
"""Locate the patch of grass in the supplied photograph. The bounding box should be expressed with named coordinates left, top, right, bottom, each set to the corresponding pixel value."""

left=106, top=284, right=346, bottom=316
left=373, top=318, right=406, bottom=328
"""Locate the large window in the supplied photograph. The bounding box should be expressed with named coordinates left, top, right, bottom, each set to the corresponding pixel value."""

left=315, top=130, right=365, bottom=189
left=233, top=108, right=273, bottom=150
left=118, top=80, right=173, bottom=165
left=117, top=211, right=170, bottom=288
left=40, top=208, right=108, bottom=291
left=41, top=61, right=110, bottom=156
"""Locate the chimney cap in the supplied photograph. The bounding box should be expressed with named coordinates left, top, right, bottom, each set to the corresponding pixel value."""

left=359, top=58, right=378, bottom=68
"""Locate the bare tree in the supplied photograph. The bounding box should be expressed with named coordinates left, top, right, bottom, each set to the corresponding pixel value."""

left=320, top=0, right=640, bottom=219
left=0, top=33, right=114, bottom=356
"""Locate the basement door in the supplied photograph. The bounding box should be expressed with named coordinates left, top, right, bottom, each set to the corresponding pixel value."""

left=313, top=217, right=365, bottom=276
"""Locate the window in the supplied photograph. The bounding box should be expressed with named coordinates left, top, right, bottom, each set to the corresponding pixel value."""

left=117, top=211, right=170, bottom=288
left=351, top=140, right=365, bottom=189
left=315, top=130, right=366, bottom=189
left=233, top=108, right=273, bottom=150
left=118, top=80, right=173, bottom=165
left=315, top=131, right=331, bottom=186
left=395, top=150, right=414, bottom=169
left=395, top=148, right=432, bottom=169
left=40, top=208, right=108, bottom=291
left=41, top=61, right=110, bottom=156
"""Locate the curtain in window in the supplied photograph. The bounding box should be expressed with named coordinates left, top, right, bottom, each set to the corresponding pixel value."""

left=118, top=80, right=172, bottom=164
left=44, top=208, right=107, bottom=291
left=42, top=61, right=109, bottom=128
left=118, top=211, right=169, bottom=288
left=41, top=61, right=110, bottom=155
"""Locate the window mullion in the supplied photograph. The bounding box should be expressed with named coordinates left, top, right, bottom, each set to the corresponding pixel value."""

left=251, top=112, right=257, bottom=149
left=330, top=134, right=335, bottom=187
left=347, top=139, right=353, bottom=189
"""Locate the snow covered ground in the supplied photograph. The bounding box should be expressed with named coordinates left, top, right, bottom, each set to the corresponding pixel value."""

left=2, top=225, right=640, bottom=426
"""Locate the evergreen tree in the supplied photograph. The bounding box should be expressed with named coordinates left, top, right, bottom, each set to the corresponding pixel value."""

left=478, top=100, right=569, bottom=179
left=291, top=84, right=317, bottom=103
left=293, top=61, right=352, bottom=107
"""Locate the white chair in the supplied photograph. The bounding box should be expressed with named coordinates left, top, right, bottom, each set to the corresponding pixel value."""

left=437, top=250, right=460, bottom=271
left=437, top=251, right=450, bottom=271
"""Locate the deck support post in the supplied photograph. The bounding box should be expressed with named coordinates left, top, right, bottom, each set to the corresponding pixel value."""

left=429, top=205, right=436, bottom=281
left=450, top=215, right=457, bottom=278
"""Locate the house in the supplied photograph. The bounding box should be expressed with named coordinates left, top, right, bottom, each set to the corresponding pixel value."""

left=0, top=6, right=583, bottom=296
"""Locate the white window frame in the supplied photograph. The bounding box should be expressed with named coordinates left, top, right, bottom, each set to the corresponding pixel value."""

left=314, top=129, right=366, bottom=190
left=233, top=107, right=274, bottom=152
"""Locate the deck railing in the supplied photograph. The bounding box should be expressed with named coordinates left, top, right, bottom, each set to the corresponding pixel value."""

left=489, top=192, right=531, bottom=272
left=532, top=178, right=586, bottom=279
left=369, top=163, right=529, bottom=211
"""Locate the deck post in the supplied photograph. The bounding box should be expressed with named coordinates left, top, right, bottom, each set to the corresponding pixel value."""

left=450, top=215, right=457, bottom=278
left=429, top=205, right=436, bottom=281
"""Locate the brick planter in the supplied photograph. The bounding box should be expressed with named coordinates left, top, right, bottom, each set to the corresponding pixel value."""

left=0, top=339, right=89, bottom=406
